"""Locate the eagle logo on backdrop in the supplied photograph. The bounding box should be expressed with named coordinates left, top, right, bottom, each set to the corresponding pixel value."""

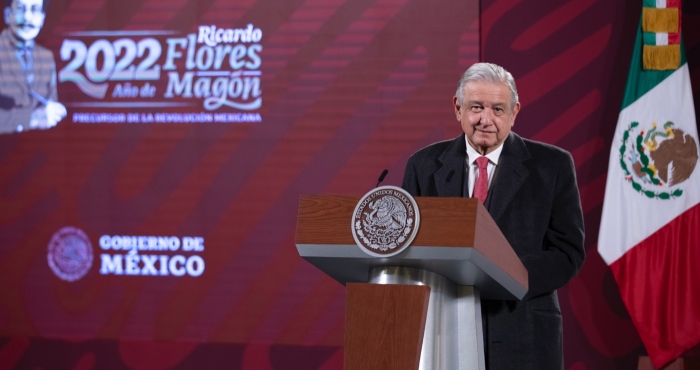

left=619, top=121, right=698, bottom=199
left=47, top=226, right=94, bottom=282
left=351, top=185, right=420, bottom=257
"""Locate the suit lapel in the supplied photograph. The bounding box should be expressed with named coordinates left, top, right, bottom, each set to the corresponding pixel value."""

left=487, top=132, right=530, bottom=221
left=0, top=32, right=30, bottom=98
left=435, top=135, right=466, bottom=197
left=0, top=29, right=29, bottom=99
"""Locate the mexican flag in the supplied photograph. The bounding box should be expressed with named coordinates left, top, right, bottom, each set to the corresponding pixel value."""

left=598, top=1, right=700, bottom=368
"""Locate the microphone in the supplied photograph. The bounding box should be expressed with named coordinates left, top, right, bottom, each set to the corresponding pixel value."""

left=376, top=169, right=388, bottom=187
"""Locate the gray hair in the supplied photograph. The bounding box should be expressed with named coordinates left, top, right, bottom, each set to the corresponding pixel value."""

left=455, top=63, right=519, bottom=110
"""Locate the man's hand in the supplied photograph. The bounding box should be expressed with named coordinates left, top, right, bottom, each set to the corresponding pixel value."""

left=30, top=100, right=67, bottom=129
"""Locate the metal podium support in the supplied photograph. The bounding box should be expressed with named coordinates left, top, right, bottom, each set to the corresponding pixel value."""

left=369, top=266, right=485, bottom=370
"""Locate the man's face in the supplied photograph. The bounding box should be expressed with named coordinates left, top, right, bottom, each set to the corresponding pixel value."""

left=4, top=0, right=45, bottom=42
left=454, top=81, right=520, bottom=155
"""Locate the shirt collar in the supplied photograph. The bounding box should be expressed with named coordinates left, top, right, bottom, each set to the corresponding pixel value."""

left=465, top=137, right=504, bottom=166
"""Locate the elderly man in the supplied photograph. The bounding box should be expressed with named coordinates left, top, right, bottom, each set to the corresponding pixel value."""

left=0, top=0, right=66, bottom=134
left=402, top=62, right=585, bottom=370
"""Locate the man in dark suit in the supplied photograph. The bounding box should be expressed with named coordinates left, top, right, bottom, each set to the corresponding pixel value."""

left=402, top=62, right=585, bottom=370
left=0, top=0, right=66, bottom=134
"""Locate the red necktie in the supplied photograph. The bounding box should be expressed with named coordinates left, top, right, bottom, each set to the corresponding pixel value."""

left=474, top=156, right=489, bottom=203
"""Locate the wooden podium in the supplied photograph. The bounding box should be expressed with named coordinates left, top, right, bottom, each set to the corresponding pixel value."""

left=296, top=195, right=528, bottom=370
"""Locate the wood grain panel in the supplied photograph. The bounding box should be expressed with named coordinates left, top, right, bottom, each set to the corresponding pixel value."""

left=344, top=283, right=430, bottom=370
left=296, top=195, right=477, bottom=247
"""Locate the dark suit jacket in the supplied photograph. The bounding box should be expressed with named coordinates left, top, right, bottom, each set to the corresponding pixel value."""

left=0, top=28, right=59, bottom=134
left=402, top=132, right=585, bottom=370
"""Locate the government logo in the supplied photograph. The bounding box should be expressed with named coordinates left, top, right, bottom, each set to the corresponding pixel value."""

left=47, top=226, right=94, bottom=282
left=619, top=121, right=698, bottom=199
left=351, top=186, right=420, bottom=257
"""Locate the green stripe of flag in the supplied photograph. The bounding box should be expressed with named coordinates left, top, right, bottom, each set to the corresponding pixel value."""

left=643, top=32, right=658, bottom=45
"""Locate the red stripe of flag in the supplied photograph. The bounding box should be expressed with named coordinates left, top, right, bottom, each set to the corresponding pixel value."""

left=665, top=0, right=680, bottom=8
left=668, top=33, right=680, bottom=44
left=609, top=204, right=700, bottom=369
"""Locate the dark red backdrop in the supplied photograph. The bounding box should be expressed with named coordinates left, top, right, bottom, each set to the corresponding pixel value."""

left=0, top=0, right=699, bottom=369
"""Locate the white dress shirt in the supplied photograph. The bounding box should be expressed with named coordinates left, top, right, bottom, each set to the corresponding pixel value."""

left=465, top=138, right=504, bottom=197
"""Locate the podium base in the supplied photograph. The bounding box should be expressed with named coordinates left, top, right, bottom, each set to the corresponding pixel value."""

left=369, top=266, right=485, bottom=370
